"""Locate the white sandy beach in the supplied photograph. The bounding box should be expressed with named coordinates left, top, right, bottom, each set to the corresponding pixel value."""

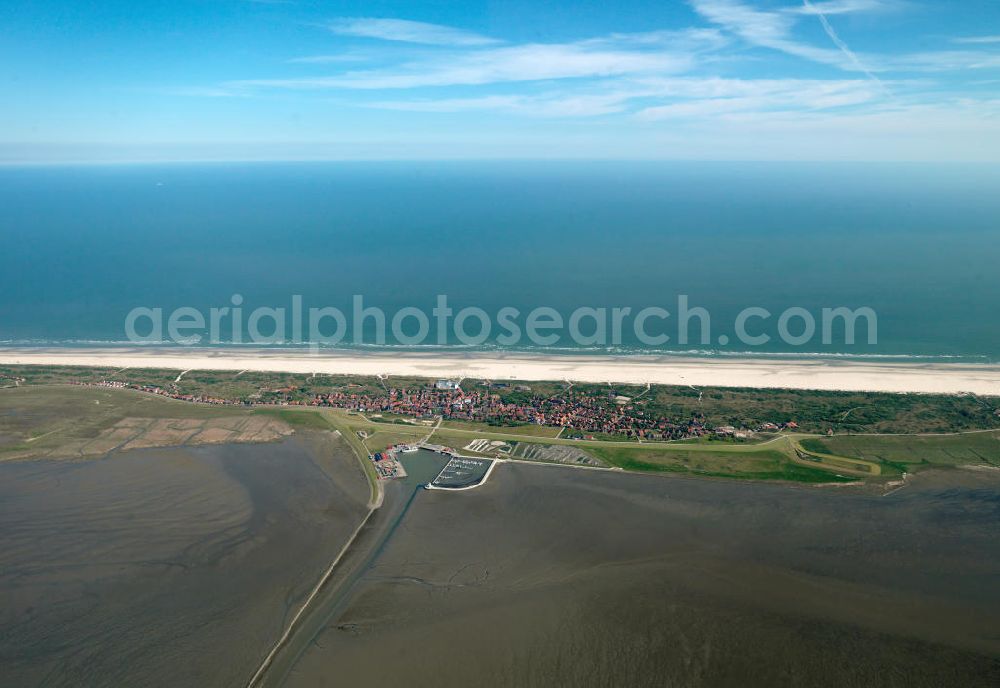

left=2, top=347, right=1000, bottom=395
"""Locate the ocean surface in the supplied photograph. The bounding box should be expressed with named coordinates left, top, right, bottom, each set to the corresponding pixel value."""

left=1, top=161, right=999, bottom=361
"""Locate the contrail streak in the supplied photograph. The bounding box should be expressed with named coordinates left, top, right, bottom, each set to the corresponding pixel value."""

left=803, top=0, right=888, bottom=93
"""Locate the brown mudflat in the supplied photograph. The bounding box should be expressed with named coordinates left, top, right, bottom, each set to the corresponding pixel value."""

left=284, top=464, right=1000, bottom=688
left=0, top=431, right=370, bottom=688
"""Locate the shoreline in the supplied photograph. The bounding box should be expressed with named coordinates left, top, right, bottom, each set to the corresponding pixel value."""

left=2, top=346, right=1000, bottom=395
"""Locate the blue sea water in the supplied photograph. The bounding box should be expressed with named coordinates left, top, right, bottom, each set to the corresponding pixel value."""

left=1, top=161, right=999, bottom=361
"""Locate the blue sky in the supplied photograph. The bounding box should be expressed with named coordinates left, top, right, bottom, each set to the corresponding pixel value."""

left=2, top=0, right=999, bottom=162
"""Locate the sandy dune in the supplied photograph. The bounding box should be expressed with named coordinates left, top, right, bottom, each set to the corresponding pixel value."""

left=2, top=347, right=1000, bottom=395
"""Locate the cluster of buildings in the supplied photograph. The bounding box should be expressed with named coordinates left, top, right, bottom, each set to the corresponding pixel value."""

left=75, top=380, right=253, bottom=406
left=370, top=445, right=411, bottom=479
left=74, top=378, right=799, bottom=441
left=311, top=384, right=797, bottom=440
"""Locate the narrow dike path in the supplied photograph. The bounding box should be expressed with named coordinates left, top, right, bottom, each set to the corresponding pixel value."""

left=247, top=453, right=446, bottom=688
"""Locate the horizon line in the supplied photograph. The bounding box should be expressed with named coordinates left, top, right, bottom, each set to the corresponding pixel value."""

left=3, top=157, right=1000, bottom=167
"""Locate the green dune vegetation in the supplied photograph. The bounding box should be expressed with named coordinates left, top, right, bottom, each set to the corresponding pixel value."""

left=2, top=364, right=998, bottom=485
left=334, top=409, right=1000, bottom=483
left=4, top=366, right=999, bottom=435
left=800, top=431, right=1000, bottom=476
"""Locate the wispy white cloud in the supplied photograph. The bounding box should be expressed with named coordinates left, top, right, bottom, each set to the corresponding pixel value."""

left=365, top=76, right=885, bottom=119
left=688, top=0, right=998, bottom=76
left=368, top=95, right=524, bottom=113
left=230, top=43, right=693, bottom=90
left=328, top=18, right=500, bottom=46
left=953, top=35, right=1000, bottom=45
left=887, top=50, right=1000, bottom=71
left=701, top=99, right=1000, bottom=138
left=287, top=53, right=368, bottom=64
left=368, top=93, right=636, bottom=117
left=583, top=27, right=730, bottom=52
left=787, top=0, right=899, bottom=16
left=635, top=77, right=882, bottom=119
left=198, top=6, right=999, bottom=160
left=688, top=0, right=848, bottom=67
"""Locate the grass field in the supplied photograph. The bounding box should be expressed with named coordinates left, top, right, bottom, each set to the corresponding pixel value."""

left=342, top=414, right=874, bottom=481
left=4, top=381, right=998, bottom=486
left=587, top=444, right=854, bottom=483
left=0, top=385, right=271, bottom=460
left=4, top=365, right=999, bottom=435
left=800, top=431, right=1000, bottom=474
left=314, top=409, right=428, bottom=454
left=0, top=386, right=390, bottom=505
left=790, top=442, right=881, bottom=477
left=434, top=431, right=514, bottom=457
left=439, top=419, right=563, bottom=438
left=401, top=420, right=862, bottom=482
left=359, top=428, right=427, bottom=453
left=256, top=408, right=332, bottom=430
left=640, top=386, right=1000, bottom=434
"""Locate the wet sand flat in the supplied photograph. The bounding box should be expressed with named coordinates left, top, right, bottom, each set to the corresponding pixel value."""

left=0, top=432, right=371, bottom=687
left=286, top=464, right=1000, bottom=688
